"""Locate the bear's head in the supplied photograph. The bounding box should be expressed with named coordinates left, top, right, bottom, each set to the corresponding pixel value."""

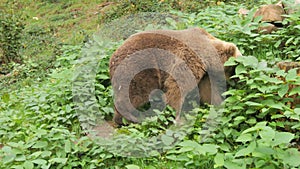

left=200, top=28, right=241, bottom=79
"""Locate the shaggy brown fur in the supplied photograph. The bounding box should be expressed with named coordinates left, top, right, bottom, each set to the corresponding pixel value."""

left=109, top=28, right=241, bottom=125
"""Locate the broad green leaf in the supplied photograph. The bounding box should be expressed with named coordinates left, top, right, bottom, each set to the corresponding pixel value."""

left=3, top=153, right=16, bottom=164
left=234, top=116, right=246, bottom=122
left=125, top=164, right=140, bottom=169
left=41, top=151, right=52, bottom=158
left=253, top=146, right=275, bottom=157
left=32, top=141, right=48, bottom=149
left=276, top=69, right=286, bottom=77
left=278, top=84, right=289, bottom=98
left=246, top=118, right=257, bottom=124
left=64, top=140, right=71, bottom=153
left=49, top=158, right=67, bottom=164
left=35, top=129, right=47, bottom=137
left=294, top=25, right=300, bottom=30
left=242, top=122, right=267, bottom=134
left=7, top=142, right=23, bottom=148
left=271, top=114, right=284, bottom=119
left=236, top=55, right=258, bottom=67
left=223, top=128, right=232, bottom=137
left=254, top=160, right=266, bottom=168
left=286, top=69, right=297, bottom=82
left=259, top=126, right=275, bottom=142
left=236, top=133, right=252, bottom=142
left=295, top=108, right=300, bottom=115
left=15, top=154, right=26, bottom=162
left=161, top=135, right=174, bottom=146
left=245, top=101, right=263, bottom=107
left=235, top=65, right=247, bottom=75
left=176, top=146, right=193, bottom=153
left=257, top=61, right=268, bottom=70
left=224, top=161, right=246, bottom=169
left=272, top=132, right=294, bottom=146
left=279, top=148, right=300, bottom=167
left=166, top=154, right=189, bottom=161
left=289, top=86, right=300, bottom=96
left=97, top=74, right=109, bottom=80
left=214, top=153, right=224, bottom=167
left=28, top=151, right=42, bottom=158
left=32, top=159, right=47, bottom=165
left=219, top=143, right=230, bottom=152
left=2, top=146, right=12, bottom=153
left=257, top=85, right=268, bottom=93
left=224, top=57, right=237, bottom=66
left=10, top=165, right=23, bottom=169
left=262, top=99, right=283, bottom=110
left=235, top=141, right=256, bottom=157
left=165, top=154, right=177, bottom=161
left=65, top=104, right=72, bottom=113
left=200, top=144, right=219, bottom=154
left=269, top=77, right=282, bottom=84
left=23, top=161, right=34, bottom=169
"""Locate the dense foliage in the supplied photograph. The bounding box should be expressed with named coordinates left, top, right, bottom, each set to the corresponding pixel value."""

left=0, top=1, right=25, bottom=65
left=0, top=0, right=299, bottom=168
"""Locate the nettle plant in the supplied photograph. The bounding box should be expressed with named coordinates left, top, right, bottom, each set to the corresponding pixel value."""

left=168, top=4, right=269, bottom=56
left=0, top=4, right=25, bottom=64
left=220, top=56, right=300, bottom=168
left=168, top=2, right=300, bottom=61
left=166, top=56, right=300, bottom=169
left=275, top=10, right=300, bottom=61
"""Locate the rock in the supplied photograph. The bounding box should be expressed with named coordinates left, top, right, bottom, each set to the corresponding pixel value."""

left=254, top=4, right=286, bottom=34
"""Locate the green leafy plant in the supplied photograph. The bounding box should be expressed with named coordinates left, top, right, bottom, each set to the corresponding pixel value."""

left=0, top=1, right=25, bottom=64
left=275, top=10, right=300, bottom=61
left=214, top=56, right=300, bottom=168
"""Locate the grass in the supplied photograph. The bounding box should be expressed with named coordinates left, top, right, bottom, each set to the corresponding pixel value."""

left=0, top=0, right=107, bottom=91
left=20, top=0, right=103, bottom=42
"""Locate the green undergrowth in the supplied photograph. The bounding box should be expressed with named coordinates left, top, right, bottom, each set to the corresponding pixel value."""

left=166, top=2, right=300, bottom=61
left=1, top=0, right=300, bottom=168
left=1, top=38, right=300, bottom=168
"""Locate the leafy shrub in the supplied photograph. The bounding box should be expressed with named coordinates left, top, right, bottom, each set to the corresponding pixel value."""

left=164, top=56, right=300, bottom=169
left=275, top=10, right=300, bottom=61
left=219, top=56, right=300, bottom=168
left=0, top=43, right=116, bottom=168
left=0, top=2, right=25, bottom=64
left=167, top=2, right=299, bottom=61
left=167, top=4, right=272, bottom=56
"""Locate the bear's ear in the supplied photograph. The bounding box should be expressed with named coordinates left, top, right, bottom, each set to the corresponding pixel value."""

left=225, top=44, right=236, bottom=58
left=215, top=42, right=240, bottom=63
left=221, top=43, right=242, bottom=61
left=232, top=44, right=242, bottom=58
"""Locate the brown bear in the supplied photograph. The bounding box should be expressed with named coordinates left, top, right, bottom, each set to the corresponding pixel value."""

left=109, top=28, right=241, bottom=125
